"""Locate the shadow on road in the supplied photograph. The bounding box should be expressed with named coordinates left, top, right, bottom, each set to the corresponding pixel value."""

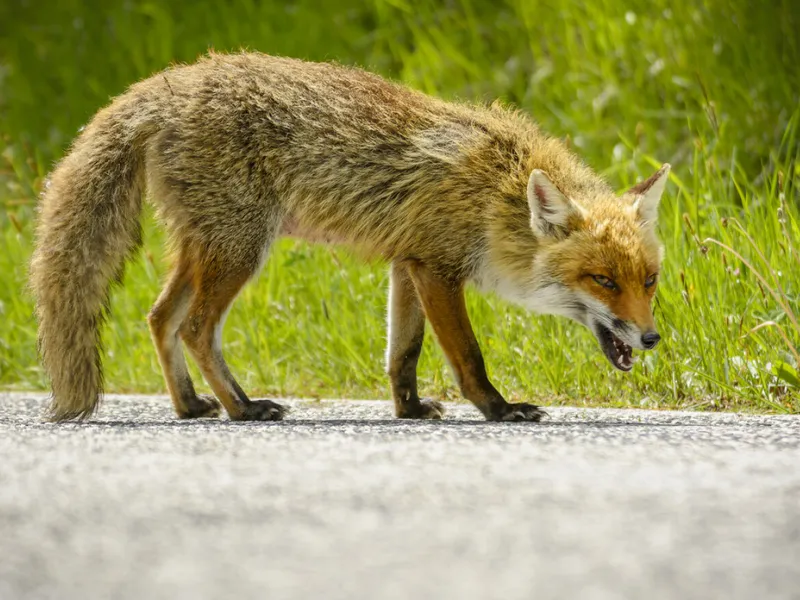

left=29, top=418, right=773, bottom=429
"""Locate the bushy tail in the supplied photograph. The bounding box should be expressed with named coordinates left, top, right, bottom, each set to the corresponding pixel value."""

left=30, top=104, right=149, bottom=422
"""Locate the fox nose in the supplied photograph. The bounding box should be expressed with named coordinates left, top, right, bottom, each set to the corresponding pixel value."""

left=641, top=331, right=661, bottom=349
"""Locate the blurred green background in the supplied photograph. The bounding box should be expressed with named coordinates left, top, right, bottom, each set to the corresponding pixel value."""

left=1, top=0, right=799, bottom=411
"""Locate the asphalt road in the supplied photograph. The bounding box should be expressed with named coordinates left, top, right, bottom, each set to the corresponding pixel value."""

left=1, top=393, right=798, bottom=600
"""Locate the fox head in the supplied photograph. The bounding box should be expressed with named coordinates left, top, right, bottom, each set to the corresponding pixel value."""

left=519, top=164, right=670, bottom=371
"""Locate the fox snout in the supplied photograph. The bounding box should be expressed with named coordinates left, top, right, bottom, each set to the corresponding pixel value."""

left=592, top=318, right=661, bottom=372
left=616, top=321, right=660, bottom=351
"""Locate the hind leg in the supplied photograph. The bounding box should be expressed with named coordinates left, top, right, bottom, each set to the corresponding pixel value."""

left=179, top=242, right=286, bottom=422
left=148, top=250, right=221, bottom=419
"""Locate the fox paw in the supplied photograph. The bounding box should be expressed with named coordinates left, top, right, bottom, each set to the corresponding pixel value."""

left=178, top=394, right=222, bottom=419
left=235, top=399, right=287, bottom=422
left=397, top=398, right=445, bottom=420
left=495, top=402, right=547, bottom=422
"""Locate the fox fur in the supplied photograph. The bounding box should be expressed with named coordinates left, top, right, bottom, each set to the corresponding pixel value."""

left=30, top=52, right=669, bottom=423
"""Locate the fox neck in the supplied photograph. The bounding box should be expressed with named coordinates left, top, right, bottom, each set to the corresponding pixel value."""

left=472, top=203, right=571, bottom=318
left=474, top=244, right=578, bottom=321
left=464, top=122, right=613, bottom=317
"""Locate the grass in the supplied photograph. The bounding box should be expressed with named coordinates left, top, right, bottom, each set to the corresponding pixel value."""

left=1, top=0, right=798, bottom=412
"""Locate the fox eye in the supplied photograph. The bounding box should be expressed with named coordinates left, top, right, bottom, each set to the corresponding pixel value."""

left=645, top=273, right=658, bottom=288
left=592, top=275, right=618, bottom=290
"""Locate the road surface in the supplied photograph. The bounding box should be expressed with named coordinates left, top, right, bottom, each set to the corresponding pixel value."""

left=1, top=393, right=798, bottom=599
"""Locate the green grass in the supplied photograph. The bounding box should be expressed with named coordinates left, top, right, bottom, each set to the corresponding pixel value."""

left=1, top=0, right=799, bottom=411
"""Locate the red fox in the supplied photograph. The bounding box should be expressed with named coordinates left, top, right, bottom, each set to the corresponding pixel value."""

left=30, top=52, right=669, bottom=423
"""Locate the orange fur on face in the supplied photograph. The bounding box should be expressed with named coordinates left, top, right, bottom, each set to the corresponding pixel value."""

left=579, top=280, right=657, bottom=331
left=546, top=195, right=662, bottom=330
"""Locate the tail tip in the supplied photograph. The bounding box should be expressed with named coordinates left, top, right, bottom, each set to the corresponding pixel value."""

left=46, top=397, right=98, bottom=423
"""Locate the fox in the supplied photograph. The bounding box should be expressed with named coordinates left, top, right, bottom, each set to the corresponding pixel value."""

left=30, top=51, right=669, bottom=423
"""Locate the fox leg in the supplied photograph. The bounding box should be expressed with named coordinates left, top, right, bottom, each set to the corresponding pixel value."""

left=148, top=251, right=221, bottom=419
left=179, top=244, right=286, bottom=422
left=386, top=261, right=444, bottom=419
left=406, top=261, right=545, bottom=422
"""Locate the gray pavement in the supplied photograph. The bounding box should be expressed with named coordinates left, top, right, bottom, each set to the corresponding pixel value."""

left=0, top=392, right=799, bottom=600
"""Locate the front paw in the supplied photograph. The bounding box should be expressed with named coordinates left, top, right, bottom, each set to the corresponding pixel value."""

left=234, top=399, right=287, bottom=421
left=178, top=394, right=222, bottom=419
left=397, top=398, right=445, bottom=420
left=494, top=402, right=547, bottom=422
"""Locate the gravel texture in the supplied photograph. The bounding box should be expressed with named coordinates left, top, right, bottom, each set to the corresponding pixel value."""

left=1, top=393, right=798, bottom=600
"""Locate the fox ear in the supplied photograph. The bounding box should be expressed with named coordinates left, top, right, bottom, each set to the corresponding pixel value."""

left=629, top=164, right=670, bottom=225
left=527, top=170, right=582, bottom=236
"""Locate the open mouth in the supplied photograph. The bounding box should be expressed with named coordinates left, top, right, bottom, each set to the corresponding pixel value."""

left=595, top=324, right=635, bottom=371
